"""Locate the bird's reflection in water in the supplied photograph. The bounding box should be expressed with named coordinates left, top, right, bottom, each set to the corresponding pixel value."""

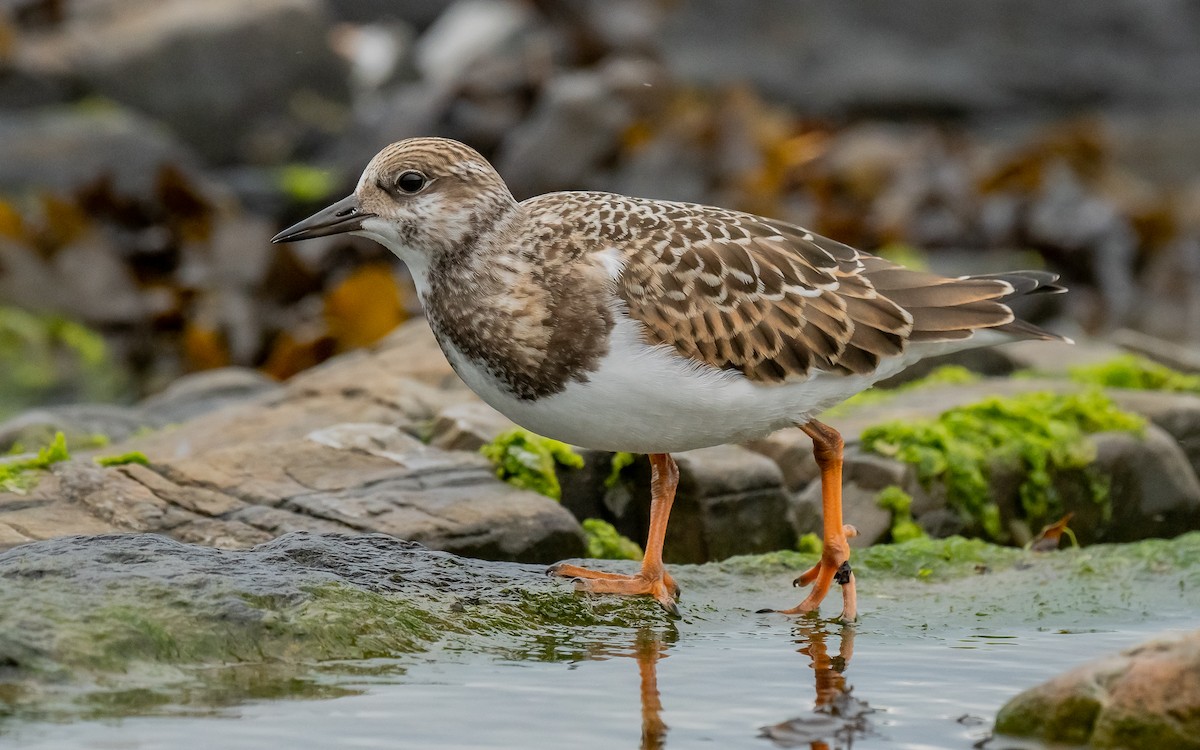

left=760, top=620, right=874, bottom=749
left=633, top=628, right=668, bottom=750
left=585, top=627, right=671, bottom=750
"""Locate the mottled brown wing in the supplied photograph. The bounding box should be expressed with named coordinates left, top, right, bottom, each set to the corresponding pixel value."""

left=615, top=202, right=1021, bottom=382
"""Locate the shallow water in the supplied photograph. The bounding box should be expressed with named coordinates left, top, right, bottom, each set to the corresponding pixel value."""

left=7, top=589, right=1192, bottom=750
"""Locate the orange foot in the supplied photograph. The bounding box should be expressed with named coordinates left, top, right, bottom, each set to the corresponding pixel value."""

left=765, top=524, right=858, bottom=621
left=548, top=563, right=681, bottom=616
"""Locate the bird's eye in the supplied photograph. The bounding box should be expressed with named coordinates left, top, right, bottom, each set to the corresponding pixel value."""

left=396, top=171, right=426, bottom=193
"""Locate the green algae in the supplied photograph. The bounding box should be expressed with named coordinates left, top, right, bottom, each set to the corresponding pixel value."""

left=3, top=531, right=1200, bottom=729
left=605, top=451, right=636, bottom=489
left=94, top=451, right=150, bottom=468
left=796, top=532, right=822, bottom=554
left=4, top=579, right=444, bottom=673
left=725, top=535, right=1025, bottom=581
left=728, top=531, right=1200, bottom=589
left=827, top=364, right=980, bottom=416
left=876, top=485, right=927, bottom=543
left=861, top=390, right=1144, bottom=541
left=581, top=518, right=643, bottom=561
left=480, top=428, right=584, bottom=500
left=0, top=544, right=669, bottom=722
left=0, top=431, right=70, bottom=492
left=1068, top=353, right=1200, bottom=393
left=995, top=691, right=1103, bottom=746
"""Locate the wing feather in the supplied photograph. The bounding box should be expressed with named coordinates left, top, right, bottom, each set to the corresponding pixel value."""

left=544, top=194, right=1067, bottom=384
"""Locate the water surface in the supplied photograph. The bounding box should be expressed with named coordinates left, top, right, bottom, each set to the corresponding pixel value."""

left=8, top=565, right=1193, bottom=750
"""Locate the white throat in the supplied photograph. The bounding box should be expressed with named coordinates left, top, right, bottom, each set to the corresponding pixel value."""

left=355, top=217, right=432, bottom=300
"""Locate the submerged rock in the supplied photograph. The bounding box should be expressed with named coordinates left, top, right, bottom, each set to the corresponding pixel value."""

left=1, top=531, right=1196, bottom=728
left=0, top=531, right=666, bottom=721
left=995, top=630, right=1200, bottom=749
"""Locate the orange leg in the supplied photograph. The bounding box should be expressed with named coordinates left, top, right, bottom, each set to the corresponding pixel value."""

left=773, top=420, right=858, bottom=621
left=548, top=453, right=681, bottom=615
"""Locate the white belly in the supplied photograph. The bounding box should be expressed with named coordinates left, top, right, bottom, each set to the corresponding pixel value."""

left=439, top=316, right=916, bottom=453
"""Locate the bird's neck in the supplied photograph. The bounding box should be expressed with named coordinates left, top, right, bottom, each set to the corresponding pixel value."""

left=426, top=204, right=527, bottom=302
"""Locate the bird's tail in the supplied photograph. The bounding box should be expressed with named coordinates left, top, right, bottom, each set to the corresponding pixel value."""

left=963, top=270, right=1069, bottom=342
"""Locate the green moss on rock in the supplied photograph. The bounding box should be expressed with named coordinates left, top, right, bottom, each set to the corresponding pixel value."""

left=480, top=428, right=584, bottom=500
left=605, top=451, right=636, bottom=489
left=861, top=391, right=1144, bottom=541
left=582, top=518, right=643, bottom=561
left=94, top=451, right=150, bottom=468
left=994, top=690, right=1104, bottom=745
left=876, top=485, right=927, bottom=543
left=1069, top=354, right=1200, bottom=393
left=0, top=431, right=70, bottom=492
left=0, top=534, right=670, bottom=721
left=724, top=535, right=1027, bottom=581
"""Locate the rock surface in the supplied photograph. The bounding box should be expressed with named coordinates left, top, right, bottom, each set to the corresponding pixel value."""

left=995, top=630, right=1200, bottom=748
left=0, top=321, right=583, bottom=564
left=4, top=318, right=1200, bottom=564
left=1, top=531, right=1197, bottom=730
left=591, top=446, right=797, bottom=564
left=0, top=531, right=667, bottom=720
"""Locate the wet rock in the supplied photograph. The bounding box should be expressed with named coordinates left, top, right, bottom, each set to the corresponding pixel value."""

left=983, top=424, right=1200, bottom=546
left=61, top=0, right=351, bottom=164
left=995, top=630, right=1200, bottom=748
left=0, top=531, right=665, bottom=720
left=2, top=420, right=585, bottom=563
left=0, top=104, right=200, bottom=195
left=790, top=448, right=911, bottom=548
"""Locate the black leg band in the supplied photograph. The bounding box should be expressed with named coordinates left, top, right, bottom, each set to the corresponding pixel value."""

left=834, top=561, right=852, bottom=586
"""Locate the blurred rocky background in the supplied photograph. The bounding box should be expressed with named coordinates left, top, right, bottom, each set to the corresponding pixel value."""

left=2, top=0, right=1199, bottom=413
left=4, top=0, right=1200, bottom=558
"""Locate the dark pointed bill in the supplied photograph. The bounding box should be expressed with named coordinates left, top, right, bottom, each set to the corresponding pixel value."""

left=271, top=194, right=376, bottom=243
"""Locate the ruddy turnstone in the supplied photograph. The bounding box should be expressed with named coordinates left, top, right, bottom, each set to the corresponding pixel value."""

left=273, top=137, right=1066, bottom=620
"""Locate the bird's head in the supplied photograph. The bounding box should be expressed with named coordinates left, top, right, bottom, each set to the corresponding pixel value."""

left=272, top=138, right=518, bottom=271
